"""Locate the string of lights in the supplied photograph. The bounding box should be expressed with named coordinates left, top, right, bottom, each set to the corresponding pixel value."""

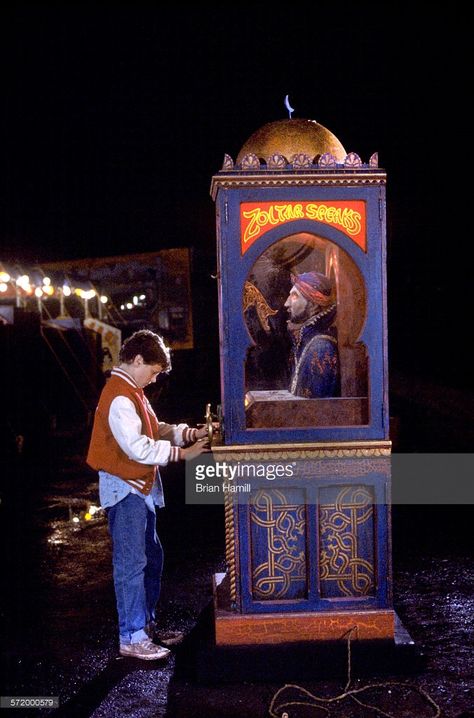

left=0, top=268, right=108, bottom=305
left=0, top=264, right=145, bottom=321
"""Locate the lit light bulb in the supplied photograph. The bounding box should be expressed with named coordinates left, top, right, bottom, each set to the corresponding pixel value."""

left=16, top=275, right=30, bottom=288
left=100, top=295, right=108, bottom=304
left=43, top=277, right=51, bottom=286
left=0, top=283, right=8, bottom=293
left=35, top=287, right=44, bottom=297
left=0, top=271, right=10, bottom=282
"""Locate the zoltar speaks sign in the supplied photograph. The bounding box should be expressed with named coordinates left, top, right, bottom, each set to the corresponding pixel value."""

left=240, top=200, right=366, bottom=253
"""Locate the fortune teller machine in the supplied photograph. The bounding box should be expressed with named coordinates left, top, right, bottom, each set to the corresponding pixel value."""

left=209, top=118, right=395, bottom=647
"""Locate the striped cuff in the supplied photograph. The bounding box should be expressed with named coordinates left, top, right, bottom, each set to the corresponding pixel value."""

left=183, top=427, right=198, bottom=444
left=169, top=446, right=182, bottom=462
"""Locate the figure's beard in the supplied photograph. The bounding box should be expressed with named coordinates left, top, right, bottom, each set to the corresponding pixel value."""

left=287, top=303, right=315, bottom=326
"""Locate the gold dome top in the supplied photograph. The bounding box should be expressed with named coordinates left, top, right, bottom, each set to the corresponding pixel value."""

left=236, top=118, right=346, bottom=164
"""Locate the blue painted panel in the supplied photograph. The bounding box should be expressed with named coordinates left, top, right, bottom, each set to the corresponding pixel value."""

left=216, top=183, right=388, bottom=445
left=249, top=488, right=308, bottom=601
left=237, top=461, right=391, bottom=614
left=318, top=484, right=376, bottom=598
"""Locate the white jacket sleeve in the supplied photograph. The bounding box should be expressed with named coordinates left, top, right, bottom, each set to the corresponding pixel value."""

left=143, top=395, right=197, bottom=446
left=158, top=422, right=197, bottom=446
left=108, top=396, right=180, bottom=465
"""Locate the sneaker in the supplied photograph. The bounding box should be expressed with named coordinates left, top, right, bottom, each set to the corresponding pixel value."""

left=157, top=629, right=184, bottom=647
left=119, top=638, right=171, bottom=661
left=145, top=621, right=157, bottom=638
left=145, top=623, right=184, bottom=647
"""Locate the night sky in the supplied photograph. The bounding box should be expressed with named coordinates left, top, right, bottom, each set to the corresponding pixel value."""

left=0, top=5, right=468, bottom=389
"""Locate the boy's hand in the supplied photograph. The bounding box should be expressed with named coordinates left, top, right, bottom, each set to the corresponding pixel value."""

left=195, top=423, right=219, bottom=440
left=182, top=439, right=210, bottom=460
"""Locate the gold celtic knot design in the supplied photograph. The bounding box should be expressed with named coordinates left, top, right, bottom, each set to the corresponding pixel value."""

left=319, top=485, right=375, bottom=598
left=250, top=489, right=307, bottom=600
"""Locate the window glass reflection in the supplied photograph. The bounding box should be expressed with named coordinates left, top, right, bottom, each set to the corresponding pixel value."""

left=244, top=233, right=368, bottom=428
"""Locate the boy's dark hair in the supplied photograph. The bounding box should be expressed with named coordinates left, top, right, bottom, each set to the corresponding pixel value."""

left=119, top=330, right=171, bottom=371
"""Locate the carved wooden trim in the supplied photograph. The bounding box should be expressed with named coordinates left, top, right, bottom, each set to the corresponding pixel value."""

left=369, top=152, right=379, bottom=168
left=318, top=152, right=337, bottom=168
left=239, top=153, right=261, bottom=170
left=290, top=152, right=313, bottom=168
left=210, top=174, right=387, bottom=198
left=213, top=441, right=391, bottom=462
left=221, top=153, right=234, bottom=170
left=266, top=153, right=288, bottom=169
left=344, top=152, right=363, bottom=168
left=224, top=492, right=237, bottom=602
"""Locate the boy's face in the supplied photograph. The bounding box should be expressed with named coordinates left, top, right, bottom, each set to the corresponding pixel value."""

left=133, top=356, right=164, bottom=387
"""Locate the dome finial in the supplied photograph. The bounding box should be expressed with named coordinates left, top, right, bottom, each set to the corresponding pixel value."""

left=284, top=95, right=295, bottom=119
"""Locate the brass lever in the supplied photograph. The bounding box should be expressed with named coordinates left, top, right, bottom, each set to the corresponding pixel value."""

left=205, top=403, right=214, bottom=445
left=205, top=403, right=222, bottom=445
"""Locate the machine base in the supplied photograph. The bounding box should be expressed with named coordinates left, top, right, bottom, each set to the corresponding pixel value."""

left=171, top=573, right=421, bottom=687
left=213, top=573, right=395, bottom=646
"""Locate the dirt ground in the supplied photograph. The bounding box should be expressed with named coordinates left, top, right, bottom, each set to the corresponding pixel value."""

left=1, top=431, right=473, bottom=718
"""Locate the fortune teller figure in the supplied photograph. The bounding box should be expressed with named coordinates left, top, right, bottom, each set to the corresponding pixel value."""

left=284, top=271, right=341, bottom=398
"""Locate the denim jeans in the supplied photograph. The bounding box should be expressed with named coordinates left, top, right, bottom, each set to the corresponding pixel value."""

left=107, top=493, right=163, bottom=644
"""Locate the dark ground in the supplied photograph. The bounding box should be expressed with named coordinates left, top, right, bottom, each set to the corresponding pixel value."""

left=1, top=381, right=473, bottom=718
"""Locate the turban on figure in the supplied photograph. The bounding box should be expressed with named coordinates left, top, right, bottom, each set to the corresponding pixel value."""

left=290, top=271, right=333, bottom=308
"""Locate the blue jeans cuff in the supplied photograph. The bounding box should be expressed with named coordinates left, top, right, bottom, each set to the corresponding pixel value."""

left=120, top=628, right=148, bottom=645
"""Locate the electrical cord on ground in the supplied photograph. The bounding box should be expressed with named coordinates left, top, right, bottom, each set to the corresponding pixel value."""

left=268, top=627, right=441, bottom=718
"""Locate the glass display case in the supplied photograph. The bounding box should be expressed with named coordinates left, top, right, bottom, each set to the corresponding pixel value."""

left=211, top=183, right=388, bottom=445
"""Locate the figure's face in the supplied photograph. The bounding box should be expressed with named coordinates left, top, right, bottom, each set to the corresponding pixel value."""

left=284, top=286, right=309, bottom=322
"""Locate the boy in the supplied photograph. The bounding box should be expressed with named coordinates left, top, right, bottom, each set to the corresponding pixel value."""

left=87, top=330, right=209, bottom=660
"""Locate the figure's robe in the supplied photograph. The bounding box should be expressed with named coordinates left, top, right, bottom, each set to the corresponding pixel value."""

left=288, top=305, right=341, bottom=398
